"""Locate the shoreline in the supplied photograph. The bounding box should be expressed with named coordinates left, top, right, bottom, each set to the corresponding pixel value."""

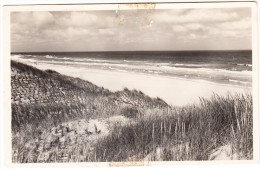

left=11, top=55, right=252, bottom=87
left=11, top=59, right=251, bottom=106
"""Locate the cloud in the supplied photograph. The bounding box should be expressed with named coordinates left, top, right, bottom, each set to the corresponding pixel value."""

left=152, top=8, right=251, bottom=42
left=42, top=27, right=94, bottom=42
left=185, top=23, right=204, bottom=30
left=12, top=12, right=55, bottom=28
left=98, top=28, right=116, bottom=36
left=171, top=13, right=251, bottom=41
left=11, top=12, right=56, bottom=43
left=54, top=12, right=98, bottom=27
left=172, top=23, right=207, bottom=33
left=153, top=9, right=239, bottom=24
left=218, top=17, right=251, bottom=30
left=172, top=25, right=187, bottom=32
left=11, top=8, right=252, bottom=52
left=51, top=11, right=117, bottom=29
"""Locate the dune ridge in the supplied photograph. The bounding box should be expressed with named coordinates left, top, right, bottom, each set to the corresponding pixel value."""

left=11, top=60, right=253, bottom=163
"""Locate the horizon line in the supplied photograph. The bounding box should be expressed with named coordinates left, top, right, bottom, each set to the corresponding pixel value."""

left=11, top=49, right=252, bottom=54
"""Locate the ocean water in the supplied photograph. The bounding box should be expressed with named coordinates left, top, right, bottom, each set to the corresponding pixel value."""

left=11, top=50, right=252, bottom=87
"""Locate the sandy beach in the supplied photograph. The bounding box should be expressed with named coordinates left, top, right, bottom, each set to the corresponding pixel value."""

left=12, top=57, right=251, bottom=106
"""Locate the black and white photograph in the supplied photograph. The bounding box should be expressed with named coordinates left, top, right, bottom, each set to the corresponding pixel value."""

left=3, top=2, right=259, bottom=165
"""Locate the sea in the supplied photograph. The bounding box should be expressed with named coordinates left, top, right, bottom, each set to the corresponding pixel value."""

left=11, top=50, right=252, bottom=88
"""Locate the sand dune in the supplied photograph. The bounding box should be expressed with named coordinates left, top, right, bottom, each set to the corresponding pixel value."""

left=14, top=59, right=251, bottom=106
left=11, top=60, right=253, bottom=162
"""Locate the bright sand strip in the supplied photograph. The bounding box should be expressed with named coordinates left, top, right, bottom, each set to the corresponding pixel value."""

left=12, top=59, right=251, bottom=106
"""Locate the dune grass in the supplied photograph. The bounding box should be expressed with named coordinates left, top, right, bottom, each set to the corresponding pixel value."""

left=88, top=93, right=252, bottom=161
left=12, top=93, right=253, bottom=162
left=11, top=61, right=253, bottom=162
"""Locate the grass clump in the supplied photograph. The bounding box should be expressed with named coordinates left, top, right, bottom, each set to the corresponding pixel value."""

left=91, top=93, right=253, bottom=161
left=120, top=106, right=139, bottom=118
left=13, top=93, right=252, bottom=162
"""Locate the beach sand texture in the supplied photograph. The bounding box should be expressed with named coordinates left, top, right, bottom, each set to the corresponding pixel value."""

left=11, top=56, right=251, bottom=106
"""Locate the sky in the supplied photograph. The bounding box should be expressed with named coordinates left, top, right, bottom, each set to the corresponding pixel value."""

left=11, top=8, right=252, bottom=52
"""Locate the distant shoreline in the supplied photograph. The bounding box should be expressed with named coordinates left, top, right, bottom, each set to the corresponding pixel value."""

left=11, top=58, right=251, bottom=106
left=11, top=53, right=252, bottom=88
